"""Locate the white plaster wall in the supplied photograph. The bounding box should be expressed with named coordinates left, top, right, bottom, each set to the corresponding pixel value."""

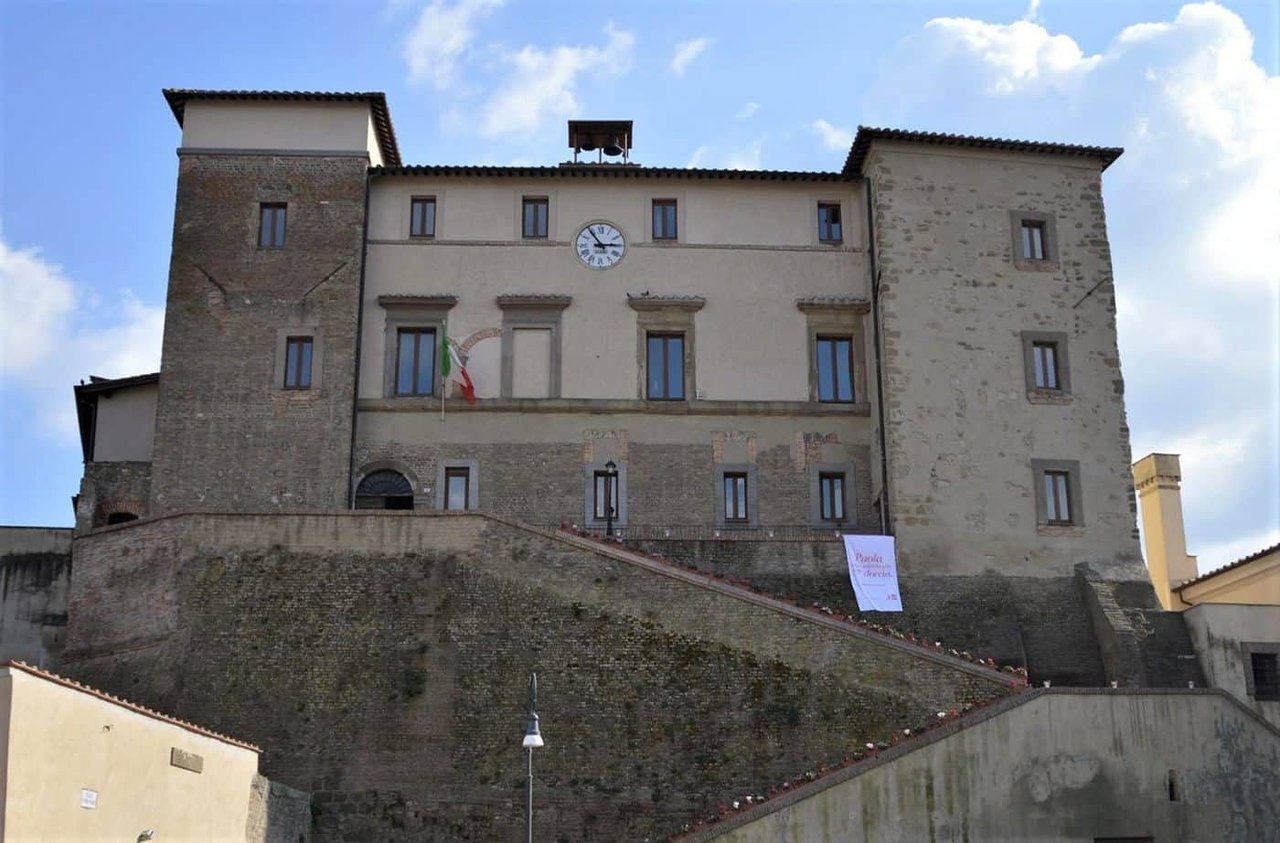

left=92, top=382, right=158, bottom=462
left=866, top=145, right=1140, bottom=576
left=181, top=101, right=379, bottom=156
left=362, top=178, right=867, bottom=403
left=1184, top=603, right=1280, bottom=728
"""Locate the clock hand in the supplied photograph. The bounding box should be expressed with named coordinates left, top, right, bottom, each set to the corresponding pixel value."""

left=590, top=230, right=607, bottom=248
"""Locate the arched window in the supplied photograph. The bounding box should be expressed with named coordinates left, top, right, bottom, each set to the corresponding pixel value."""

left=105, top=512, right=139, bottom=526
left=355, top=470, right=415, bottom=510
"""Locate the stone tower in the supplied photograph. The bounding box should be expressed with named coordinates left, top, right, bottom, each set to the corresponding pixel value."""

left=148, top=91, right=400, bottom=513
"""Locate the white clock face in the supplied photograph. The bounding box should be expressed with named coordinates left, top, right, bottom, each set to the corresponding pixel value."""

left=575, top=221, right=626, bottom=269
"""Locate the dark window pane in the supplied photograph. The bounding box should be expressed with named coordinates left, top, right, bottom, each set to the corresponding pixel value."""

left=286, top=341, right=300, bottom=385
left=666, top=336, right=684, bottom=400
left=298, top=340, right=313, bottom=388
left=1021, top=221, right=1046, bottom=260
left=820, top=473, right=845, bottom=521
left=259, top=204, right=286, bottom=248
left=445, top=469, right=468, bottom=511
left=653, top=201, right=677, bottom=240
left=593, top=471, right=619, bottom=520
left=397, top=332, right=416, bottom=395
left=411, top=198, right=436, bottom=237
left=724, top=474, right=748, bottom=521
left=835, top=339, right=853, bottom=401
left=819, top=203, right=842, bottom=242
left=817, top=339, right=835, bottom=400
left=647, top=335, right=665, bottom=397
left=1252, top=653, right=1279, bottom=698
left=523, top=198, right=548, bottom=238
left=417, top=334, right=435, bottom=395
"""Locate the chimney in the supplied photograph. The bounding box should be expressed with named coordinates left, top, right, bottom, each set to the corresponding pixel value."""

left=1132, top=453, right=1199, bottom=610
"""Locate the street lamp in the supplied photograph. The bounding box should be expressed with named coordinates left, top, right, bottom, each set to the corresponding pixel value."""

left=603, top=460, right=618, bottom=538
left=522, top=672, right=544, bottom=843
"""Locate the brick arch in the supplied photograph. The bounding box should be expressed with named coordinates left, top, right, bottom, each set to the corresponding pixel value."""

left=351, top=460, right=423, bottom=509
left=457, top=328, right=501, bottom=357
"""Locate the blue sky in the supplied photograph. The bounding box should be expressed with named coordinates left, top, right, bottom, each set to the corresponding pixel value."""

left=2, top=0, right=1277, bottom=573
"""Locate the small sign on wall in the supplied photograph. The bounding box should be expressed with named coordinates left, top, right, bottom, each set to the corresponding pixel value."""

left=843, top=535, right=903, bottom=612
left=80, top=788, right=98, bottom=809
left=170, top=747, right=204, bottom=773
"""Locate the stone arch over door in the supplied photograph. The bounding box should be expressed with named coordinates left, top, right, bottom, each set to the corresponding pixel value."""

left=353, top=461, right=423, bottom=510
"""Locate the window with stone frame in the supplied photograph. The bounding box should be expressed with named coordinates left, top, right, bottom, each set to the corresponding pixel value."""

left=652, top=199, right=677, bottom=241
left=410, top=197, right=436, bottom=238
left=1021, top=331, right=1071, bottom=399
left=283, top=336, right=313, bottom=389
left=646, top=333, right=685, bottom=400
left=723, top=472, right=749, bottom=522
left=395, top=328, right=436, bottom=396
left=593, top=470, right=619, bottom=520
left=816, top=335, right=855, bottom=402
left=817, top=202, right=843, bottom=243
left=1010, top=210, right=1058, bottom=267
left=818, top=472, right=846, bottom=522
left=1032, top=459, right=1083, bottom=529
left=443, top=466, right=471, bottom=511
left=522, top=196, right=549, bottom=239
left=1251, top=652, right=1280, bottom=700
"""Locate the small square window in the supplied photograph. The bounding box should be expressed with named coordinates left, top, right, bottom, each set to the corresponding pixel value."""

left=653, top=199, right=677, bottom=240
left=1021, top=220, right=1047, bottom=260
left=818, top=203, right=843, bottom=243
left=593, top=470, right=620, bottom=520
left=816, top=336, right=854, bottom=402
left=723, top=472, right=749, bottom=522
left=1252, top=652, right=1280, bottom=700
left=395, top=328, right=436, bottom=396
left=284, top=336, right=313, bottom=389
left=646, top=333, right=685, bottom=400
left=1032, top=342, right=1060, bottom=390
left=444, top=466, right=471, bottom=511
left=819, top=473, right=846, bottom=522
left=411, top=197, right=436, bottom=238
left=259, top=203, right=286, bottom=248
left=522, top=197, right=549, bottom=239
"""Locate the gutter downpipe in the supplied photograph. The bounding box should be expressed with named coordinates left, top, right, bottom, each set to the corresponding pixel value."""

left=864, top=175, right=892, bottom=536
left=348, top=165, right=373, bottom=508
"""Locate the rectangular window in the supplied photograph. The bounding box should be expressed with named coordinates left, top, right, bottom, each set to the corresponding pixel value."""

left=1032, top=341, right=1060, bottom=390
left=816, top=336, right=854, bottom=402
left=818, top=203, right=843, bottom=243
left=1021, top=220, right=1047, bottom=260
left=1043, top=470, right=1072, bottom=525
left=522, top=197, right=549, bottom=239
left=410, top=197, right=436, bottom=238
left=283, top=336, right=313, bottom=389
left=652, top=199, right=677, bottom=240
left=646, top=333, right=685, bottom=400
left=395, top=328, right=436, bottom=396
left=593, top=471, right=620, bottom=520
left=259, top=203, right=286, bottom=248
left=1252, top=653, right=1280, bottom=700
left=723, top=472, right=749, bottom=522
left=819, top=473, right=846, bottom=521
left=444, top=467, right=470, bottom=511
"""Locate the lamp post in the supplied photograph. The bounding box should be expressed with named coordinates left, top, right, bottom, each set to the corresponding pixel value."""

left=603, top=459, right=618, bottom=539
left=522, top=672, right=544, bottom=843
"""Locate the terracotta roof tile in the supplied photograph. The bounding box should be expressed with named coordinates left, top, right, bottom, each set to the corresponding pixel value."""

left=844, top=126, right=1123, bottom=174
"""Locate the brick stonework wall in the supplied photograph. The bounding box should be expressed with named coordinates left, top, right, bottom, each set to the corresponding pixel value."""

left=0, top=528, right=72, bottom=668
left=62, top=513, right=1014, bottom=842
left=867, top=148, right=1142, bottom=577
left=149, top=153, right=368, bottom=513
left=74, top=461, right=152, bottom=531
left=353, top=439, right=875, bottom=529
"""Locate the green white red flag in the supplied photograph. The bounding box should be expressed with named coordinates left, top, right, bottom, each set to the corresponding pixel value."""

left=440, top=334, right=476, bottom=405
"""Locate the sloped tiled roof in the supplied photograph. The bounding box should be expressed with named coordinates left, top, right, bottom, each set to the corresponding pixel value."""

left=843, top=126, right=1123, bottom=174
left=1175, top=542, right=1280, bottom=591
left=3, top=660, right=260, bottom=752
left=162, top=89, right=401, bottom=167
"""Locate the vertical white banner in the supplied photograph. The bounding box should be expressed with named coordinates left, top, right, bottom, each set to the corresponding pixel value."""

left=843, top=535, right=903, bottom=612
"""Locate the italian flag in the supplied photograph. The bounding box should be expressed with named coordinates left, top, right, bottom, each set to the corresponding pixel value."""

left=440, top=334, right=476, bottom=405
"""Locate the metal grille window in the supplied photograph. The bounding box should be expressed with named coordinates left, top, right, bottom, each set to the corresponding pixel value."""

left=652, top=200, right=677, bottom=240
left=284, top=336, right=313, bottom=389
left=395, top=328, right=436, bottom=396
left=444, top=467, right=470, bottom=511
left=593, top=471, right=619, bottom=520
left=1021, top=220, right=1047, bottom=260
left=522, top=197, right=548, bottom=239
left=1252, top=653, right=1280, bottom=700
left=819, top=473, right=846, bottom=521
left=646, top=333, right=685, bottom=400
left=1033, top=341, right=1060, bottom=389
left=816, top=336, right=854, bottom=402
left=411, top=197, right=436, bottom=238
left=355, top=470, right=414, bottom=510
left=259, top=203, right=286, bottom=248
left=1043, top=470, right=1072, bottom=525
left=723, top=472, right=749, bottom=522
left=818, top=203, right=842, bottom=243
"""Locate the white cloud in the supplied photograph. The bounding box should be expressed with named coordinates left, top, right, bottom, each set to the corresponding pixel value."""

left=866, top=3, right=1279, bottom=561
left=479, top=22, right=635, bottom=138
left=735, top=101, right=760, bottom=121
left=670, top=37, right=709, bottom=76
left=688, top=139, right=763, bottom=170
left=811, top=118, right=853, bottom=152
left=403, top=0, right=503, bottom=90
left=0, top=238, right=163, bottom=442
left=1023, top=0, right=1042, bottom=23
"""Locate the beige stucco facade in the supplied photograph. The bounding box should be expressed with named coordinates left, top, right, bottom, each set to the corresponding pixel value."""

left=179, top=100, right=385, bottom=165
left=1183, top=604, right=1280, bottom=728
left=0, top=662, right=265, bottom=841
left=91, top=380, right=158, bottom=462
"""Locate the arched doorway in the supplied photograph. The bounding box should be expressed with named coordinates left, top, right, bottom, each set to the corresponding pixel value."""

left=355, top=469, right=415, bottom=510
